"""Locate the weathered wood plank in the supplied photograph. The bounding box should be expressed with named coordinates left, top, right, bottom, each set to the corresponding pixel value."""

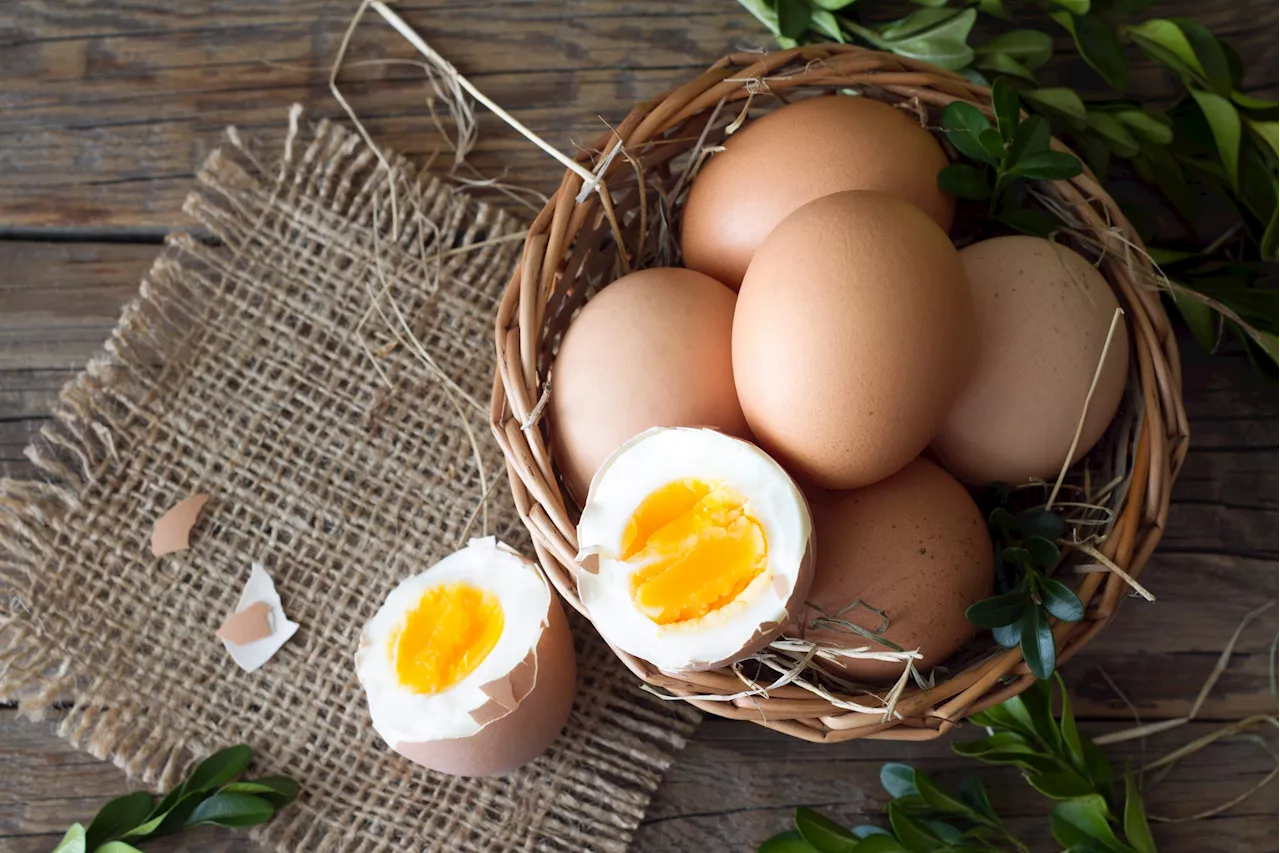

left=2, top=0, right=1276, bottom=229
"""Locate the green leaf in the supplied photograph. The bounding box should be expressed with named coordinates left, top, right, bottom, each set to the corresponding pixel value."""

left=953, top=731, right=1037, bottom=757
left=85, top=791, right=154, bottom=848
left=992, top=78, right=1021, bottom=142
left=966, top=592, right=1030, bottom=628
left=877, top=8, right=978, bottom=71
left=1003, top=547, right=1034, bottom=571
left=51, top=824, right=87, bottom=853
left=774, top=0, right=811, bottom=39
left=1123, top=763, right=1158, bottom=853
left=991, top=621, right=1022, bottom=648
left=1051, top=795, right=1124, bottom=848
left=1053, top=12, right=1129, bottom=91
left=1039, top=578, right=1085, bottom=622
left=914, top=772, right=975, bottom=817
left=811, top=0, right=858, bottom=10
left=1025, top=536, right=1062, bottom=569
left=979, top=128, right=1006, bottom=161
left=997, top=208, right=1061, bottom=238
left=1020, top=606, right=1056, bottom=679
left=942, top=101, right=999, bottom=164
left=937, top=164, right=992, bottom=200
left=853, top=837, right=909, bottom=853
left=1012, top=676, right=1063, bottom=749
left=1082, top=737, right=1117, bottom=799
left=128, top=788, right=205, bottom=839
left=1261, top=209, right=1278, bottom=262
left=1125, top=19, right=1204, bottom=82
left=759, top=829, right=821, bottom=853
left=185, top=793, right=275, bottom=829
left=1172, top=289, right=1218, bottom=350
left=1246, top=118, right=1280, bottom=158
left=1018, top=509, right=1065, bottom=540
left=1010, top=149, right=1085, bottom=180
left=1232, top=91, right=1280, bottom=111
left=976, top=30, right=1054, bottom=70
left=852, top=824, right=892, bottom=838
left=96, top=844, right=145, bottom=853
left=976, top=52, right=1038, bottom=86
left=221, top=776, right=300, bottom=809
left=956, top=776, right=1000, bottom=824
left=809, top=9, right=845, bottom=43
left=1023, top=87, right=1088, bottom=124
left=1113, top=108, right=1174, bottom=145
left=978, top=0, right=1010, bottom=19
left=1081, top=134, right=1112, bottom=178
left=1087, top=111, right=1141, bottom=157
left=1189, top=88, right=1242, bottom=188
left=887, top=802, right=941, bottom=853
left=1007, top=115, right=1052, bottom=165
left=1057, top=673, right=1088, bottom=773
left=184, top=745, right=253, bottom=796
left=793, top=807, right=858, bottom=853
left=1173, top=18, right=1233, bottom=96
left=1029, top=771, right=1099, bottom=799
left=881, top=763, right=920, bottom=799
left=1051, top=0, right=1090, bottom=13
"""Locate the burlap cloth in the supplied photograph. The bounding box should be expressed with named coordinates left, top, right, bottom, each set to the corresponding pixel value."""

left=0, top=107, right=698, bottom=852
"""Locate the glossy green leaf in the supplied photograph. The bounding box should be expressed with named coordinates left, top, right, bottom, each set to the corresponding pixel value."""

left=809, top=9, right=845, bottom=43
left=852, top=824, right=893, bottom=838
left=1173, top=18, right=1233, bottom=96
left=1087, top=111, right=1141, bottom=157
left=976, top=52, right=1038, bottom=86
left=942, top=101, right=999, bottom=164
left=1246, top=118, right=1279, bottom=158
left=1114, top=109, right=1174, bottom=145
left=1051, top=0, right=1090, bottom=13
left=1232, top=90, right=1280, bottom=111
left=1053, top=12, right=1129, bottom=92
left=1023, top=87, right=1088, bottom=124
left=759, top=829, right=821, bottom=853
left=1051, top=795, right=1123, bottom=848
left=221, top=776, right=301, bottom=809
left=774, top=0, right=811, bottom=39
left=1125, top=19, right=1202, bottom=82
left=956, top=776, right=1000, bottom=824
left=966, top=592, right=1030, bottom=628
left=1013, top=677, right=1064, bottom=750
left=877, top=8, right=978, bottom=71
left=1006, top=115, right=1051, bottom=164
left=96, top=844, right=145, bottom=853
left=85, top=791, right=154, bottom=848
left=991, top=78, right=1021, bottom=143
left=1040, top=578, right=1085, bottom=622
left=1123, top=763, right=1158, bottom=853
left=953, top=731, right=1036, bottom=757
left=938, top=164, right=992, bottom=200
left=1003, top=547, right=1034, bottom=570
left=887, top=802, right=940, bottom=853
left=1081, top=134, right=1112, bottom=178
left=976, top=30, right=1054, bottom=70
left=52, top=824, right=87, bottom=853
left=914, top=772, right=975, bottom=817
left=130, top=788, right=206, bottom=839
left=793, top=807, right=857, bottom=853
left=1029, top=771, right=1098, bottom=799
left=992, top=620, right=1021, bottom=647
left=1025, top=536, right=1061, bottom=569
left=184, top=745, right=253, bottom=796
left=1020, top=606, right=1056, bottom=679
left=978, top=0, right=1010, bottom=19
left=185, top=793, right=275, bottom=829
left=881, top=763, right=920, bottom=799
left=988, top=506, right=1019, bottom=535
left=853, top=837, right=909, bottom=853
left=1056, top=673, right=1088, bottom=774
left=811, top=0, right=858, bottom=10
left=1189, top=88, right=1242, bottom=188
left=1018, top=509, right=1066, bottom=540
left=1082, top=737, right=1117, bottom=800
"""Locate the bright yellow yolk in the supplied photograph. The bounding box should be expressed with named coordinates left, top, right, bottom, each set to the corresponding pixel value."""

left=622, top=478, right=768, bottom=625
left=391, top=582, right=504, bottom=695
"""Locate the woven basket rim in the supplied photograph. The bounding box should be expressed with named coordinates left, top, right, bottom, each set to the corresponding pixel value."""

left=490, top=43, right=1190, bottom=743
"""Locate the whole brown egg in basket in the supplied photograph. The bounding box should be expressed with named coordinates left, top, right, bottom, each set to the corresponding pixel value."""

left=491, top=45, right=1186, bottom=743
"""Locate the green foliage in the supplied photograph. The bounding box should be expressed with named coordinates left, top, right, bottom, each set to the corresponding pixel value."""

left=735, top=0, right=1279, bottom=369
left=758, top=677, right=1159, bottom=852
left=50, top=745, right=299, bottom=852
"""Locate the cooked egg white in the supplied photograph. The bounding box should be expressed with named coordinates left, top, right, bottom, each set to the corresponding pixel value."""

left=576, top=428, right=814, bottom=672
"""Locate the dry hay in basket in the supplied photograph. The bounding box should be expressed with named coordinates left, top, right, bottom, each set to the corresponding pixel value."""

left=364, top=8, right=1189, bottom=743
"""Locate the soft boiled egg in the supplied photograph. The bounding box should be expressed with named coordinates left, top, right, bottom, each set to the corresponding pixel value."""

left=576, top=427, right=814, bottom=672
left=356, top=537, right=576, bottom=777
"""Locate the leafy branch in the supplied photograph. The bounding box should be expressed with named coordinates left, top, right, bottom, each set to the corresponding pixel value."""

left=736, top=0, right=1279, bottom=370
left=49, top=745, right=298, bottom=853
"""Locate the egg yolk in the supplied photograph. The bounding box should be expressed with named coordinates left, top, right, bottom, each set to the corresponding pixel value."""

left=391, top=582, right=504, bottom=694
left=622, top=478, right=768, bottom=625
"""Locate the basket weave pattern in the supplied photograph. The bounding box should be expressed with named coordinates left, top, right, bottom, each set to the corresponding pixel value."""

left=491, top=45, right=1189, bottom=742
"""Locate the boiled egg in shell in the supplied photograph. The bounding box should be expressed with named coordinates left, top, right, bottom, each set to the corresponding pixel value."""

left=356, top=537, right=576, bottom=777
left=576, top=427, right=814, bottom=672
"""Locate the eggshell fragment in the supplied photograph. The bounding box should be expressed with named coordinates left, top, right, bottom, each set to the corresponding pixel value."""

left=681, top=94, right=954, bottom=289
left=215, top=600, right=273, bottom=646
left=219, top=563, right=300, bottom=673
left=732, top=191, right=976, bottom=489
left=932, top=236, right=1130, bottom=485
left=799, top=459, right=993, bottom=683
left=150, top=493, right=209, bottom=556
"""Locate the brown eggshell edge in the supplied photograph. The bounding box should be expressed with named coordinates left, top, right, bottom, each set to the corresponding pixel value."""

left=150, top=493, right=210, bottom=557
left=392, top=587, right=577, bottom=777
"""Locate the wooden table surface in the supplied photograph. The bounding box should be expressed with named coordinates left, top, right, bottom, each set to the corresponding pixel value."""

left=2, top=2, right=1277, bottom=851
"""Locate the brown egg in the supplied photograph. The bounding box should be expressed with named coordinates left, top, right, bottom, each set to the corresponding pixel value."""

left=932, top=236, right=1130, bottom=485
left=800, top=458, right=993, bottom=682
left=681, top=94, right=954, bottom=289
left=732, top=191, right=976, bottom=490
left=551, top=267, right=749, bottom=501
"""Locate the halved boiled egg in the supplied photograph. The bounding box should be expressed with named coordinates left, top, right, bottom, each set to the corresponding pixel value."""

left=355, top=537, right=576, bottom=777
left=576, top=427, right=814, bottom=671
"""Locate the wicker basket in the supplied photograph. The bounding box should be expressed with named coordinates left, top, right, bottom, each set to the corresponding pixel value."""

left=490, top=44, right=1189, bottom=742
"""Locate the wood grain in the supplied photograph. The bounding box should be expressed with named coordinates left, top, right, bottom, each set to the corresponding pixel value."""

left=2, top=1, right=1277, bottom=229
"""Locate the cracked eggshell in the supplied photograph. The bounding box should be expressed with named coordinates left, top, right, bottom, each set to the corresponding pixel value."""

left=151, top=493, right=209, bottom=557
left=356, top=538, right=576, bottom=777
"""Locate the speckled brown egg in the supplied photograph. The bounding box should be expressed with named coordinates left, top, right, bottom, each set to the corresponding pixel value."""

left=799, top=458, right=993, bottom=683
left=932, top=236, right=1130, bottom=485
left=732, top=191, right=976, bottom=490
left=681, top=94, right=954, bottom=289
left=550, top=267, right=749, bottom=502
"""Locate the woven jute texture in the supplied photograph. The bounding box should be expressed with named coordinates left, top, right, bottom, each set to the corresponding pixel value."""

left=0, top=107, right=698, bottom=853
